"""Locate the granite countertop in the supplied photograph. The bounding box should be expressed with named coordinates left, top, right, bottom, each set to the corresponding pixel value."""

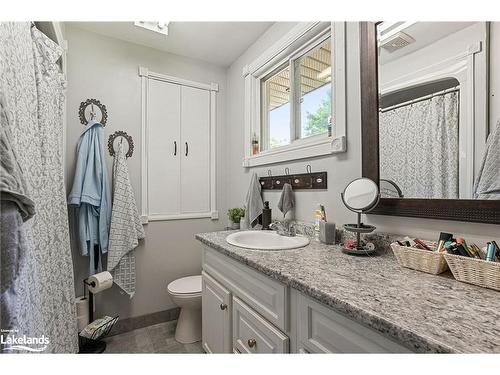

left=196, top=230, right=500, bottom=353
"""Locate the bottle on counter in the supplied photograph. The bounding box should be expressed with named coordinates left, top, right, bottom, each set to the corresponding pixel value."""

left=313, top=209, right=323, bottom=240
left=251, top=133, right=259, bottom=155
left=262, top=201, right=272, bottom=230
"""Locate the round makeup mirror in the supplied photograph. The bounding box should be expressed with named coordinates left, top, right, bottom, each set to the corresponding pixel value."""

left=341, top=178, right=380, bottom=256
left=342, top=178, right=379, bottom=212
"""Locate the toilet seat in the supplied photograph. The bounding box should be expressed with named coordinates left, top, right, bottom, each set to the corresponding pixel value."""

left=167, top=275, right=202, bottom=296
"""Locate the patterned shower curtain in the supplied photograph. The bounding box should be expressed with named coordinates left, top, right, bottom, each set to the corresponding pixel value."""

left=379, top=91, right=459, bottom=199
left=0, top=22, right=78, bottom=353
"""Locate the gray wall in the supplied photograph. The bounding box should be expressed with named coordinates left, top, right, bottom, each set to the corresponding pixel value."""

left=225, top=22, right=500, bottom=246
left=65, top=25, right=227, bottom=319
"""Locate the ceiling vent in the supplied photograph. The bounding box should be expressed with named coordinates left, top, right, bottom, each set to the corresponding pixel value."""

left=380, top=31, right=415, bottom=53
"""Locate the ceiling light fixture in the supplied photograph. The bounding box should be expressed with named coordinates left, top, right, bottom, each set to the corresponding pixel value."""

left=134, top=21, right=170, bottom=37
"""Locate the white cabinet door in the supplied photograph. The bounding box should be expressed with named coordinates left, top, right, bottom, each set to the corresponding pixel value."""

left=233, top=297, right=289, bottom=354
left=147, top=80, right=181, bottom=216
left=180, top=86, right=210, bottom=214
left=202, top=271, right=232, bottom=353
left=297, top=293, right=411, bottom=353
left=203, top=247, right=288, bottom=331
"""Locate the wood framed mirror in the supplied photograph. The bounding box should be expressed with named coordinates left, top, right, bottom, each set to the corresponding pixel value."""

left=359, top=22, right=500, bottom=224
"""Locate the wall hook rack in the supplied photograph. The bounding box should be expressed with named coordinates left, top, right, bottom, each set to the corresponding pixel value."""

left=259, top=166, right=327, bottom=190
left=108, top=130, right=134, bottom=158
left=79, top=98, right=108, bottom=126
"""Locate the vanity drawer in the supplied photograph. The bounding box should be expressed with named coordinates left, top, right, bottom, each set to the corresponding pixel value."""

left=202, top=247, right=287, bottom=331
left=297, top=293, right=411, bottom=353
left=233, top=297, right=289, bottom=354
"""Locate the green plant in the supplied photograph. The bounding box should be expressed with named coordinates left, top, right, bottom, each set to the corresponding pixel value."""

left=304, top=88, right=331, bottom=137
left=227, top=208, right=245, bottom=223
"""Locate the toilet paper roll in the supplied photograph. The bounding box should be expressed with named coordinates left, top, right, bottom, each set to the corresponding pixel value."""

left=77, top=313, right=90, bottom=332
left=75, top=295, right=90, bottom=316
left=88, top=271, right=113, bottom=294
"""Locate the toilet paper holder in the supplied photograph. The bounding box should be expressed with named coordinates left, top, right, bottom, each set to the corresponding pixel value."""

left=83, top=278, right=96, bottom=323
left=79, top=277, right=118, bottom=353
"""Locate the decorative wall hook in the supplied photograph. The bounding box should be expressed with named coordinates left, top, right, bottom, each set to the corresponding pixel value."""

left=258, top=166, right=327, bottom=191
left=108, top=130, right=134, bottom=158
left=79, top=98, right=108, bottom=126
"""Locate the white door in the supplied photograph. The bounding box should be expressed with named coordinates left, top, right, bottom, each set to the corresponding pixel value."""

left=202, top=271, right=231, bottom=353
left=180, top=86, right=210, bottom=214
left=148, top=79, right=181, bottom=217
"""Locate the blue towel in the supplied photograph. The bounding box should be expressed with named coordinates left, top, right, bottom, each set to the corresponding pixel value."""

left=68, top=120, right=111, bottom=274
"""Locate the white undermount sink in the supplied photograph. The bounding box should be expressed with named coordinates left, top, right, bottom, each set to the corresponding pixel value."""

left=226, top=230, right=310, bottom=250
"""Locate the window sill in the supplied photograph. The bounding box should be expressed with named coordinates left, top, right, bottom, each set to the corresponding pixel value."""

left=242, top=135, right=346, bottom=168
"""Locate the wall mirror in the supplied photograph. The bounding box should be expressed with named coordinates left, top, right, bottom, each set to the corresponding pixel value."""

left=360, top=22, right=500, bottom=224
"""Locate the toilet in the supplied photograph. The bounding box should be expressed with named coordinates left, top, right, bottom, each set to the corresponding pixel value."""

left=167, top=275, right=202, bottom=344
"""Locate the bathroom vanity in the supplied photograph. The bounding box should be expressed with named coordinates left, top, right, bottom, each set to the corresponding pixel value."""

left=196, top=230, right=500, bottom=354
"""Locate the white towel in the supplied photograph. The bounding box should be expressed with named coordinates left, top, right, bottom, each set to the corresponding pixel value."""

left=107, top=141, right=145, bottom=298
left=474, top=119, right=500, bottom=199
left=243, top=173, right=264, bottom=228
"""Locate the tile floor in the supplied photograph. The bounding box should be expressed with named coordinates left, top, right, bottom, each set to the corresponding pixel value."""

left=103, top=321, right=204, bottom=353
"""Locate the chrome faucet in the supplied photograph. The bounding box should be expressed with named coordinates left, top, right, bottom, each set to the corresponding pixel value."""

left=269, top=221, right=296, bottom=237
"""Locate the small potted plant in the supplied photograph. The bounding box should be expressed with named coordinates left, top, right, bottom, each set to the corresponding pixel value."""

left=227, top=208, right=245, bottom=230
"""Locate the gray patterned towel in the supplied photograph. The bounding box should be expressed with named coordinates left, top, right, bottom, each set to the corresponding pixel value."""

left=107, top=141, right=145, bottom=298
left=474, top=119, right=500, bottom=199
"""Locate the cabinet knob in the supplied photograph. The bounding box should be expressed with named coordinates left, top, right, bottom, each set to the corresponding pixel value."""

left=247, top=338, right=257, bottom=348
left=220, top=303, right=227, bottom=310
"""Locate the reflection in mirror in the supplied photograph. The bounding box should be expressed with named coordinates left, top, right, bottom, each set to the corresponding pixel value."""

left=342, top=178, right=379, bottom=211
left=376, top=22, right=499, bottom=200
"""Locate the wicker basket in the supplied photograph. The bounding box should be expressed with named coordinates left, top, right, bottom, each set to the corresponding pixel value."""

left=444, top=254, right=500, bottom=291
left=391, top=242, right=448, bottom=275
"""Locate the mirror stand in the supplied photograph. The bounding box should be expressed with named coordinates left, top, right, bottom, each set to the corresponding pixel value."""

left=340, top=178, right=380, bottom=256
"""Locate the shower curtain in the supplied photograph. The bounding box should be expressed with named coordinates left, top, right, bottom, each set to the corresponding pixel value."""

left=0, top=22, right=78, bottom=353
left=379, top=91, right=459, bottom=199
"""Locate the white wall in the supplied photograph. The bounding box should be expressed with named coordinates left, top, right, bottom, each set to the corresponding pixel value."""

left=226, top=22, right=500, bottom=247
left=65, top=25, right=227, bottom=319
left=491, top=22, right=500, bottom=129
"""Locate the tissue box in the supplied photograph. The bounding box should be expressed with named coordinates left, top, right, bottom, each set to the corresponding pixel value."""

left=319, top=221, right=335, bottom=244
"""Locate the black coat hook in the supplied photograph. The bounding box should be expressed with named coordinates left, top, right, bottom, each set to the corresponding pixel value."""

left=108, top=131, right=134, bottom=158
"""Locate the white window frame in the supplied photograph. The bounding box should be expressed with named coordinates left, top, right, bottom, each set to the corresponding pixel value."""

left=139, top=66, right=219, bottom=223
left=242, top=22, right=347, bottom=168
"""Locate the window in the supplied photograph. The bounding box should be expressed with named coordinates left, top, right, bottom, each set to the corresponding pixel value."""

left=243, top=22, right=346, bottom=167
left=294, top=38, right=332, bottom=140
left=261, top=37, right=332, bottom=151
left=262, top=65, right=291, bottom=149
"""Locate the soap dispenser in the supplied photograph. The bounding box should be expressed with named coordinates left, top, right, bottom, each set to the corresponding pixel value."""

left=262, top=201, right=272, bottom=230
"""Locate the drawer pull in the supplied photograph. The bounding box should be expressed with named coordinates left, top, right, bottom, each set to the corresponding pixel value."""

left=247, top=338, right=257, bottom=348
left=220, top=303, right=228, bottom=310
